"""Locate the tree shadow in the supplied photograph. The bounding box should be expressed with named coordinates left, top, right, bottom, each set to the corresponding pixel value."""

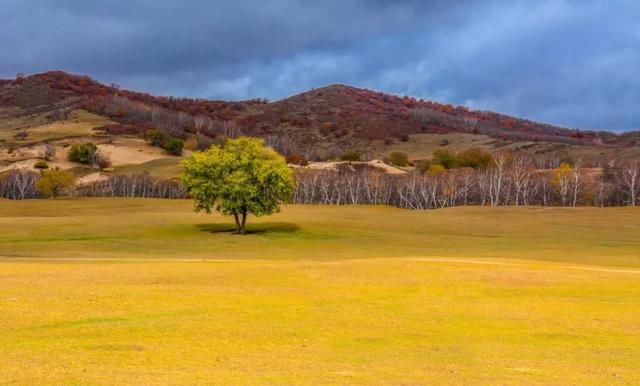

left=195, top=222, right=300, bottom=235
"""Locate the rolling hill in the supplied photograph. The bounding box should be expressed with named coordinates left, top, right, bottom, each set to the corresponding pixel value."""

left=1, top=71, right=639, bottom=179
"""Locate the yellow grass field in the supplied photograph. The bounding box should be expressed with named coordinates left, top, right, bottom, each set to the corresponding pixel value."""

left=1, top=199, right=639, bottom=384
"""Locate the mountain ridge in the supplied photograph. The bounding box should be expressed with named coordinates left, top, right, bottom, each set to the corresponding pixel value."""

left=1, top=71, right=639, bottom=159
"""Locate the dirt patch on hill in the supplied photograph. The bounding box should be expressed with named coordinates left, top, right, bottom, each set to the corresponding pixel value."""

left=96, top=139, right=170, bottom=166
left=76, top=172, right=110, bottom=185
left=306, top=160, right=407, bottom=175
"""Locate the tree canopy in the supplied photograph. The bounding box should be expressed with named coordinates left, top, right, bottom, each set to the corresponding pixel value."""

left=36, top=167, right=75, bottom=198
left=182, top=137, right=295, bottom=234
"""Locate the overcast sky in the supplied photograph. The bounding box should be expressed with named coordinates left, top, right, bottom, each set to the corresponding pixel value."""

left=1, top=0, right=638, bottom=131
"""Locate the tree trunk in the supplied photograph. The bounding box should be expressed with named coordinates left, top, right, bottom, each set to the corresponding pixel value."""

left=240, top=209, right=247, bottom=235
left=233, top=212, right=241, bottom=234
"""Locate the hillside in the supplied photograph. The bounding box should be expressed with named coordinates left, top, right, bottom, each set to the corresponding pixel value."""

left=1, top=71, right=639, bottom=179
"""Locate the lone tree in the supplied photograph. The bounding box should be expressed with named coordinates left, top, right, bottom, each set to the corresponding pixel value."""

left=182, top=137, right=295, bottom=234
left=36, top=167, right=75, bottom=199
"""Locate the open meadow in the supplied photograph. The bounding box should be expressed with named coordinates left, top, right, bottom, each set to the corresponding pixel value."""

left=1, top=199, right=639, bottom=384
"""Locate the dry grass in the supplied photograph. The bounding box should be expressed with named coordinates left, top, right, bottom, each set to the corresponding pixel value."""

left=0, top=110, right=112, bottom=144
left=1, top=199, right=639, bottom=384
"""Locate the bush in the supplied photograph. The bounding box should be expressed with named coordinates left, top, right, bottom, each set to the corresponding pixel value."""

left=144, top=129, right=184, bottom=155
left=94, top=151, right=112, bottom=169
left=426, top=164, right=446, bottom=176
left=34, top=160, right=49, bottom=170
left=195, top=133, right=213, bottom=151
left=41, top=143, right=56, bottom=161
left=340, top=150, right=361, bottom=162
left=457, top=148, right=493, bottom=169
left=144, top=129, right=166, bottom=147
left=68, top=143, right=98, bottom=164
left=164, top=138, right=184, bottom=156
left=387, top=151, right=409, bottom=167
left=431, top=148, right=494, bottom=170
left=36, top=168, right=75, bottom=198
left=432, top=149, right=458, bottom=169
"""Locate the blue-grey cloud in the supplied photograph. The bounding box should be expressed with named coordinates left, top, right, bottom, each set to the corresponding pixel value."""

left=0, top=0, right=638, bottom=131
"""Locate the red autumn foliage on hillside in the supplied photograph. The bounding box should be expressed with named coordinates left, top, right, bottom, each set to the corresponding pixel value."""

left=1, top=71, right=638, bottom=152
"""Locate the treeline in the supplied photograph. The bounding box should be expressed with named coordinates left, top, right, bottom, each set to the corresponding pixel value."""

left=80, top=174, right=186, bottom=199
left=1, top=171, right=185, bottom=200
left=294, top=156, right=639, bottom=208
left=2, top=155, right=638, bottom=207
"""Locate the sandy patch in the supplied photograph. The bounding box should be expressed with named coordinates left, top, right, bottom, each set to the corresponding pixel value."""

left=76, top=172, right=110, bottom=185
left=306, top=160, right=407, bottom=174
left=96, top=139, right=171, bottom=166
left=0, top=137, right=174, bottom=173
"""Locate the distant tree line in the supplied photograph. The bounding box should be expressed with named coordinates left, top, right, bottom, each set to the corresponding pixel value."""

left=2, top=152, right=638, bottom=207
left=293, top=155, right=639, bottom=208
left=1, top=171, right=186, bottom=200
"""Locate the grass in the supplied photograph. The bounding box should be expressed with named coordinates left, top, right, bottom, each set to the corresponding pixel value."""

left=111, top=157, right=183, bottom=179
left=1, top=199, right=639, bottom=384
left=0, top=110, right=112, bottom=144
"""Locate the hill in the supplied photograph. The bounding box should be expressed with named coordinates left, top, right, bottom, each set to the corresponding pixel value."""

left=1, top=71, right=639, bottom=178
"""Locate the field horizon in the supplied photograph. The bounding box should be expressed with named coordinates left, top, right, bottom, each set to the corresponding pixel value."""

left=1, top=199, right=639, bottom=384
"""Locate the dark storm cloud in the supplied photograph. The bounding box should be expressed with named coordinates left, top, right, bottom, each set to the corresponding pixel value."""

left=1, top=0, right=638, bottom=131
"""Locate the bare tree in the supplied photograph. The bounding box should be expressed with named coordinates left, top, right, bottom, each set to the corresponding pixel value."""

left=0, top=169, right=40, bottom=200
left=509, top=155, right=534, bottom=206
left=617, top=161, right=639, bottom=206
left=570, top=161, right=584, bottom=207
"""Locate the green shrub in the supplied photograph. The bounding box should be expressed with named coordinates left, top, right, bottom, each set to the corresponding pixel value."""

left=457, top=148, right=493, bottom=169
left=387, top=151, right=409, bottom=167
left=432, top=149, right=458, bottom=169
left=68, top=143, right=98, bottom=164
left=427, top=164, right=446, bottom=176
left=144, top=129, right=167, bottom=147
left=144, top=129, right=184, bottom=155
left=164, top=138, right=184, bottom=156
left=431, top=148, right=494, bottom=170
left=34, top=160, right=49, bottom=170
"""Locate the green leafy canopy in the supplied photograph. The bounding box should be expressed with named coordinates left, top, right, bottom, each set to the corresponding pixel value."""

left=182, top=137, right=295, bottom=220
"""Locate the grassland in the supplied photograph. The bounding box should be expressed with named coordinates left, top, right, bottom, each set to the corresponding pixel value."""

left=0, top=110, right=112, bottom=144
left=1, top=199, right=639, bottom=384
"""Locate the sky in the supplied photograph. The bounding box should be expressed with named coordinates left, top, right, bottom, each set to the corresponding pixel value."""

left=1, top=0, right=638, bottom=131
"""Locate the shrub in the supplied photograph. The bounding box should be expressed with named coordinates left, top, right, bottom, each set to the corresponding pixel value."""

left=426, top=164, right=447, bottom=176
left=164, top=138, right=184, bottom=156
left=340, top=150, right=361, bottom=162
left=144, top=129, right=166, bottom=147
left=34, top=160, right=49, bottom=170
left=432, top=149, right=458, bottom=169
left=195, top=133, right=213, bottom=151
left=144, top=129, right=184, bottom=155
left=68, top=143, right=98, bottom=164
left=94, top=151, right=112, bottom=169
left=457, top=148, right=493, bottom=169
left=416, top=160, right=431, bottom=174
left=387, top=151, right=409, bottom=167
left=41, top=143, right=56, bottom=161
